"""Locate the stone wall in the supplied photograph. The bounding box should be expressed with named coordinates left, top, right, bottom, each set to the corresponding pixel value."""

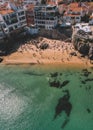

left=39, top=28, right=72, bottom=40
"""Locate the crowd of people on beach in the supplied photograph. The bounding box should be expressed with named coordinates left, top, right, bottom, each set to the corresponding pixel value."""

left=2, top=36, right=91, bottom=65
left=15, top=37, right=79, bottom=63
left=17, top=37, right=74, bottom=54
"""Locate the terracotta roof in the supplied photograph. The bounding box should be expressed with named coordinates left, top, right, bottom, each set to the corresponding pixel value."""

left=69, top=7, right=82, bottom=12
left=64, top=13, right=81, bottom=17
left=69, top=2, right=79, bottom=8
left=0, top=2, right=8, bottom=10
left=46, top=0, right=63, bottom=5
left=25, top=4, right=34, bottom=10
left=0, top=9, right=14, bottom=15
left=47, top=1, right=56, bottom=5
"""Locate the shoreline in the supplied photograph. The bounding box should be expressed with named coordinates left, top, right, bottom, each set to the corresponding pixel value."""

left=1, top=37, right=93, bottom=68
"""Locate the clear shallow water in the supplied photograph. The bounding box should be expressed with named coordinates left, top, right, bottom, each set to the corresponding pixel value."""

left=0, top=65, right=93, bottom=130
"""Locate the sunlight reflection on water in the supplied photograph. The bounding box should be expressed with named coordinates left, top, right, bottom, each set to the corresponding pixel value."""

left=0, top=83, right=27, bottom=121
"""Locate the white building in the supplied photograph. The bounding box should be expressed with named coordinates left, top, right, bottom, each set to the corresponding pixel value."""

left=0, top=2, right=27, bottom=35
left=23, top=0, right=40, bottom=5
left=63, top=3, right=83, bottom=24
left=34, top=5, right=58, bottom=30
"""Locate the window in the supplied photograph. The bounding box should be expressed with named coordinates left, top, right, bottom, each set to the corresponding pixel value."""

left=9, top=27, right=13, bottom=32
left=15, top=25, right=18, bottom=29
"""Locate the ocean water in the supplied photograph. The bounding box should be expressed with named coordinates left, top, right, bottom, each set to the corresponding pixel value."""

left=0, top=64, right=93, bottom=130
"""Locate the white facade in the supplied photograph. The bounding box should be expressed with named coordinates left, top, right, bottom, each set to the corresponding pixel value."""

left=0, top=4, right=27, bottom=35
left=23, top=0, right=40, bottom=5
left=17, top=8, right=27, bottom=27
left=63, top=15, right=81, bottom=24
left=63, top=7, right=83, bottom=24
left=34, top=5, right=58, bottom=30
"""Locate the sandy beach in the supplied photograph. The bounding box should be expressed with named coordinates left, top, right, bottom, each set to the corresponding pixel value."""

left=1, top=37, right=93, bottom=67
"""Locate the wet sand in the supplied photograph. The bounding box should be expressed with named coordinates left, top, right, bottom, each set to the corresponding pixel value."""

left=1, top=37, right=93, bottom=67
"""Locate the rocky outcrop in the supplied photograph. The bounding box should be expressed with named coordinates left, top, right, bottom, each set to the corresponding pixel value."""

left=72, top=30, right=93, bottom=60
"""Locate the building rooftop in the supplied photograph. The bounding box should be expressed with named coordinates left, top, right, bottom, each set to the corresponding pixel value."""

left=0, top=9, right=14, bottom=15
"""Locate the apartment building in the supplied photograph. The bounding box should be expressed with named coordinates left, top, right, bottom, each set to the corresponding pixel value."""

left=23, top=0, right=40, bottom=5
left=25, top=4, right=35, bottom=26
left=0, top=2, right=27, bottom=35
left=63, top=2, right=83, bottom=24
left=34, top=5, right=58, bottom=30
left=0, top=0, right=8, bottom=3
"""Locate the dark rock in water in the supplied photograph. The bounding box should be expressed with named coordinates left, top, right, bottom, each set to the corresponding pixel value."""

left=0, top=58, right=3, bottom=63
left=54, top=90, right=72, bottom=119
left=82, top=69, right=91, bottom=77
left=87, top=108, right=91, bottom=113
left=85, top=86, right=91, bottom=91
left=61, top=118, right=69, bottom=129
left=82, top=69, right=88, bottom=72
left=85, top=78, right=93, bottom=82
left=50, top=72, right=58, bottom=77
left=81, top=78, right=93, bottom=85
left=49, top=80, right=61, bottom=88
left=83, top=72, right=91, bottom=77
left=61, top=80, right=70, bottom=88
left=81, top=80, right=86, bottom=84
left=24, top=71, right=44, bottom=76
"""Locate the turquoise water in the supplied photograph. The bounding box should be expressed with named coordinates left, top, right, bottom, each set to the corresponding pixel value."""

left=0, top=65, right=93, bottom=130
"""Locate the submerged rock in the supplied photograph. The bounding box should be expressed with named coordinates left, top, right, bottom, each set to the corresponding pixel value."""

left=49, top=80, right=61, bottom=88
left=81, top=80, right=86, bottom=84
left=61, top=80, right=70, bottom=88
left=82, top=69, right=91, bottom=77
left=50, top=72, right=58, bottom=77
left=85, top=78, right=93, bottom=82
left=49, top=79, right=70, bottom=88
left=61, top=118, right=69, bottom=129
left=24, top=71, right=44, bottom=76
left=87, top=108, right=91, bottom=113
left=54, top=90, right=72, bottom=119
